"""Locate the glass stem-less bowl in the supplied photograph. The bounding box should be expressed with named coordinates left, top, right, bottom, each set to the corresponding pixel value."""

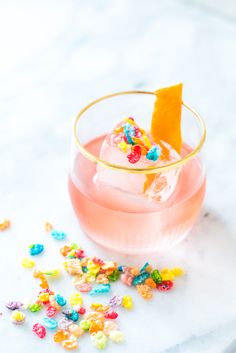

left=69, top=91, right=206, bottom=254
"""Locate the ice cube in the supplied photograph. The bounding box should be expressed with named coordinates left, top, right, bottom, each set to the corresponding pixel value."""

left=94, top=126, right=181, bottom=202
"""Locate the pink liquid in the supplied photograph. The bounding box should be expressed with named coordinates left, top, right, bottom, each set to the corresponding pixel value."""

left=69, top=136, right=206, bottom=253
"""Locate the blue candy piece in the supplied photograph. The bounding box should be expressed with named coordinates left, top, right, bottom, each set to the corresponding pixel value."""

left=118, top=265, right=124, bottom=272
left=89, top=284, right=111, bottom=296
left=146, top=146, right=161, bottom=162
left=42, top=317, right=58, bottom=330
left=29, top=244, right=44, bottom=256
left=124, top=123, right=135, bottom=144
left=140, top=262, right=150, bottom=273
left=63, top=310, right=79, bottom=322
left=54, top=294, right=67, bottom=307
left=51, top=229, right=67, bottom=240
left=132, top=272, right=150, bottom=286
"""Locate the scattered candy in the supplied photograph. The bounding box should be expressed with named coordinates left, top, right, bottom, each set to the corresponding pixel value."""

left=91, top=331, right=108, bottom=350
left=53, top=329, right=69, bottom=342
left=58, top=317, right=73, bottom=330
left=46, top=305, right=57, bottom=318
left=68, top=324, right=84, bottom=337
left=62, top=336, right=78, bottom=350
left=21, top=258, right=35, bottom=269
left=32, top=323, right=46, bottom=338
left=89, top=284, right=111, bottom=296
left=0, top=219, right=10, bottom=231
left=104, top=310, right=118, bottom=319
left=156, top=280, right=174, bottom=291
left=6, top=301, right=23, bottom=310
left=5, top=232, right=184, bottom=351
left=29, top=303, right=42, bottom=313
left=109, top=330, right=124, bottom=343
left=42, top=317, right=58, bottom=330
left=11, top=310, right=25, bottom=325
left=51, top=230, right=67, bottom=240
left=69, top=293, right=83, bottom=307
left=121, top=295, right=133, bottom=310
left=63, top=309, right=79, bottom=322
left=29, top=244, right=44, bottom=256
left=54, top=294, right=67, bottom=307
left=79, top=320, right=91, bottom=331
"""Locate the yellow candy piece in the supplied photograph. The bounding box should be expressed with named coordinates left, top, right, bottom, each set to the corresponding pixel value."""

left=41, top=269, right=60, bottom=277
left=118, top=141, right=128, bottom=153
left=122, top=295, right=133, bottom=309
left=171, top=267, right=184, bottom=276
left=142, top=135, right=152, bottom=148
left=21, top=258, right=35, bottom=269
left=90, top=303, right=110, bottom=313
left=85, top=273, right=96, bottom=282
left=69, top=293, right=83, bottom=307
left=38, top=292, right=50, bottom=302
left=87, top=260, right=100, bottom=275
left=124, top=117, right=135, bottom=125
left=160, top=268, right=175, bottom=281
left=68, top=324, right=84, bottom=338
left=109, top=330, right=124, bottom=343
left=11, top=310, right=25, bottom=324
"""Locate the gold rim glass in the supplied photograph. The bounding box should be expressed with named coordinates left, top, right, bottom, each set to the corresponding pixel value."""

left=73, top=91, right=206, bottom=174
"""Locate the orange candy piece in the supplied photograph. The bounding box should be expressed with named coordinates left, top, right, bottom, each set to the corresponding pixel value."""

left=145, top=277, right=156, bottom=289
left=89, top=320, right=104, bottom=334
left=136, top=284, right=153, bottom=299
left=53, top=329, right=69, bottom=342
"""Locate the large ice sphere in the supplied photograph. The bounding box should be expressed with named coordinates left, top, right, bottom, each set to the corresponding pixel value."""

left=94, top=132, right=181, bottom=202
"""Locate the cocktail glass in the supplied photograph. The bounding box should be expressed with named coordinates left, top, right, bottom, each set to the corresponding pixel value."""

left=69, top=91, right=206, bottom=254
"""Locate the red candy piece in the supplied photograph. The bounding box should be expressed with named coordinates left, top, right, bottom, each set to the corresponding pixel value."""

left=78, top=307, right=86, bottom=315
left=127, top=145, right=142, bottom=164
left=128, top=116, right=134, bottom=121
left=46, top=305, right=57, bottom=318
left=92, top=257, right=104, bottom=265
left=33, top=323, right=46, bottom=339
left=75, top=249, right=85, bottom=258
left=104, top=311, right=118, bottom=319
left=156, top=280, right=174, bottom=291
left=127, top=151, right=141, bottom=164
left=134, top=126, right=142, bottom=137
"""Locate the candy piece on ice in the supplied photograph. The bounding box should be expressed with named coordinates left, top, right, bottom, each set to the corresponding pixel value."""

left=94, top=131, right=181, bottom=202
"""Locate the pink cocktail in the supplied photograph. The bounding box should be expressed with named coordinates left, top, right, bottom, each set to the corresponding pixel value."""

left=69, top=91, right=206, bottom=253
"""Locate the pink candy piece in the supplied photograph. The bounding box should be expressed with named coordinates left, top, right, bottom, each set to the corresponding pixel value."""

left=121, top=272, right=134, bottom=286
left=104, top=310, right=118, bottom=319
left=46, top=305, right=57, bottom=318
left=32, top=323, right=46, bottom=339
left=75, top=249, right=85, bottom=258
left=78, top=283, right=92, bottom=293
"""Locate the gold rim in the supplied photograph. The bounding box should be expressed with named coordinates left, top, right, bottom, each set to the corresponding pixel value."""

left=73, top=91, right=206, bottom=174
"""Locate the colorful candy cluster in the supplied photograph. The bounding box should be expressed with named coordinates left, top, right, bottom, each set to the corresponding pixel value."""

left=112, top=117, right=161, bottom=164
left=5, top=223, right=184, bottom=351
left=61, top=243, right=183, bottom=300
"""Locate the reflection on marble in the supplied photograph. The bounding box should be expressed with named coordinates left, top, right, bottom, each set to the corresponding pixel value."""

left=0, top=1, right=236, bottom=352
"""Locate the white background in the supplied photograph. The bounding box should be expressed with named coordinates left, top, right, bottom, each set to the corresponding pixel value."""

left=0, top=1, right=236, bottom=352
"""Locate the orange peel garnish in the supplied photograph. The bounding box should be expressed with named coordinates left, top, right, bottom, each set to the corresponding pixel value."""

left=144, top=83, right=183, bottom=192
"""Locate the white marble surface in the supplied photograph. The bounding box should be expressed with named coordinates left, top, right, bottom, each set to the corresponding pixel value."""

left=0, top=1, right=236, bottom=352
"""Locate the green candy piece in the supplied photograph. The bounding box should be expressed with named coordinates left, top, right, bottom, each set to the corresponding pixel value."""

left=29, top=303, right=42, bottom=312
left=108, top=269, right=120, bottom=282
left=79, top=320, right=91, bottom=331
left=151, top=269, right=162, bottom=283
